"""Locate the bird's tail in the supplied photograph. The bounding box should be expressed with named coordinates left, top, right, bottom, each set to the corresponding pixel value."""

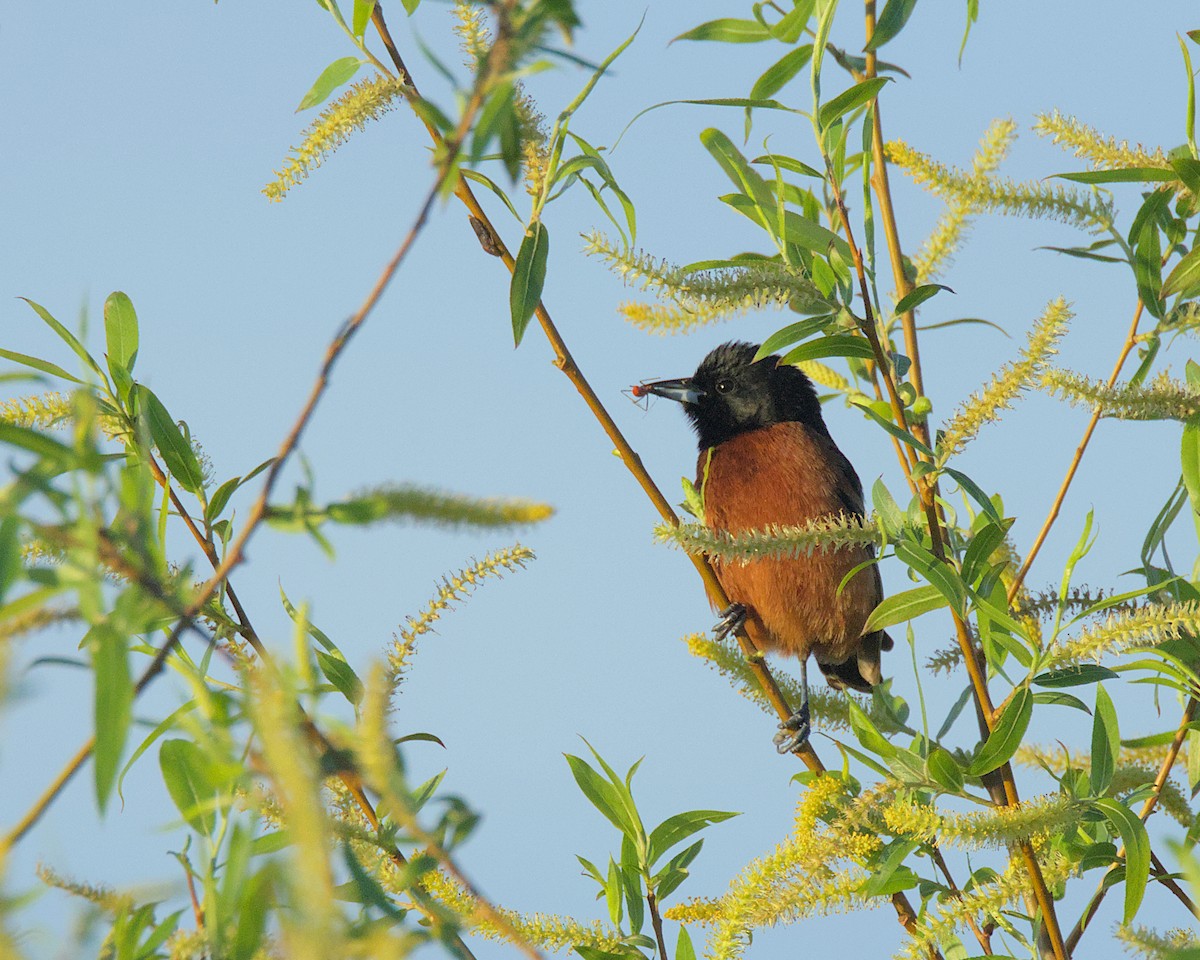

left=816, top=630, right=894, bottom=693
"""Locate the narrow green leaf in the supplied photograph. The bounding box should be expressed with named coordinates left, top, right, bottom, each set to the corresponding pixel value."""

left=565, top=754, right=637, bottom=838
left=1095, top=797, right=1151, bottom=923
left=315, top=650, right=364, bottom=705
left=967, top=687, right=1031, bottom=777
left=296, top=57, right=362, bottom=112
left=751, top=153, right=823, bottom=179
left=0, top=422, right=78, bottom=465
left=160, top=739, right=219, bottom=836
left=400, top=0, right=419, bottom=13
left=854, top=401, right=935, bottom=456
left=750, top=45, right=814, bottom=100
left=817, top=77, right=890, bottom=130
left=676, top=927, right=697, bottom=960
left=894, top=283, right=953, bottom=315
left=351, top=0, right=377, bottom=36
left=1188, top=729, right=1200, bottom=795
left=673, top=18, right=772, bottom=43
left=847, top=697, right=896, bottom=759
left=754, top=317, right=832, bottom=361
left=926, top=747, right=964, bottom=792
left=871, top=478, right=904, bottom=539
left=1032, top=691, right=1091, bottom=713
left=894, top=541, right=966, bottom=613
left=103, top=291, right=139, bottom=381
left=92, top=623, right=132, bottom=812
left=780, top=334, right=875, bottom=364
left=510, top=221, right=549, bottom=347
left=0, top=347, right=85, bottom=384
left=1052, top=168, right=1176, bottom=184
left=865, top=0, right=919, bottom=50
left=647, top=810, right=738, bottom=866
left=136, top=386, right=204, bottom=494
left=863, top=584, right=948, bottom=633
left=1171, top=156, right=1200, bottom=195
left=859, top=839, right=919, bottom=896
left=1182, top=419, right=1200, bottom=538
left=943, top=468, right=1002, bottom=522
left=1090, top=683, right=1119, bottom=795
left=1162, top=246, right=1200, bottom=299
left=117, top=700, right=197, bottom=804
left=19, top=297, right=105, bottom=378
left=205, top=476, right=241, bottom=524
left=960, top=519, right=1011, bottom=584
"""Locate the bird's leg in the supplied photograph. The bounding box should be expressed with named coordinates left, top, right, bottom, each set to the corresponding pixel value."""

left=773, top=657, right=811, bottom=754
left=711, top=602, right=747, bottom=642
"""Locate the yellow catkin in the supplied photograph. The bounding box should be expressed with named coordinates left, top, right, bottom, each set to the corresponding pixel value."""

left=420, top=870, right=630, bottom=954
left=656, top=513, right=881, bottom=564
left=937, top=298, right=1071, bottom=463
left=1033, top=111, right=1170, bottom=172
left=883, top=794, right=1078, bottom=847
left=35, top=864, right=132, bottom=914
left=886, top=139, right=1114, bottom=230
left=912, top=118, right=1018, bottom=285
left=264, top=75, right=409, bottom=201
left=1042, top=369, right=1200, bottom=421
left=1115, top=923, right=1200, bottom=959
left=1045, top=601, right=1200, bottom=667
left=389, top=545, right=534, bottom=698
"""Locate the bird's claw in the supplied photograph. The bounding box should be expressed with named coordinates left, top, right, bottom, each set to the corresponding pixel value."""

left=712, top=603, right=747, bottom=642
left=773, top=701, right=811, bottom=754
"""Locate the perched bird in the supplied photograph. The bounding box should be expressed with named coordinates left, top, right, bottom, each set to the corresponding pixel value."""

left=638, top=341, right=891, bottom=751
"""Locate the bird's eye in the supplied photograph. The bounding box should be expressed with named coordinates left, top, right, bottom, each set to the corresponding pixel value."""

left=715, top=378, right=734, bottom=394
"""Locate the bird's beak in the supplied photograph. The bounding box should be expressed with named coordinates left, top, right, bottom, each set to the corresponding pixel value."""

left=638, top=377, right=706, bottom=405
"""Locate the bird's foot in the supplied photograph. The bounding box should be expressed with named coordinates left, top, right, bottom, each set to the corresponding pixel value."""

left=772, top=701, right=811, bottom=754
left=712, top=603, right=747, bottom=642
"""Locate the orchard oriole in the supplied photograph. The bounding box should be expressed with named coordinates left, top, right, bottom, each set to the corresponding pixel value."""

left=638, top=341, right=891, bottom=751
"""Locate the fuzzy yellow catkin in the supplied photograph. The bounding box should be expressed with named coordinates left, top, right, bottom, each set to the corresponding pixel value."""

left=1116, top=923, right=1200, bottom=959
left=886, top=139, right=1115, bottom=231
left=388, top=545, right=534, bottom=699
left=584, top=231, right=826, bottom=333
left=35, top=864, right=132, bottom=914
left=936, top=297, right=1071, bottom=464
left=882, top=794, right=1078, bottom=848
left=1041, top=369, right=1200, bottom=421
left=1033, top=110, right=1170, bottom=172
left=656, top=513, right=882, bottom=564
left=263, top=75, right=409, bottom=201
left=1044, top=600, right=1200, bottom=667
left=421, top=870, right=632, bottom=954
left=912, top=118, right=1018, bottom=285
left=250, top=671, right=338, bottom=960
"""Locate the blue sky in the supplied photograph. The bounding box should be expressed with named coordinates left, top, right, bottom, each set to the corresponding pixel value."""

left=3, top=1, right=1199, bottom=956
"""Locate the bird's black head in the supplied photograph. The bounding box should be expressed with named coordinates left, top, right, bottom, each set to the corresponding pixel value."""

left=640, top=341, right=826, bottom=448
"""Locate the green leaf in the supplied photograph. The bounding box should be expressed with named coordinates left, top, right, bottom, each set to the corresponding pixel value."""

left=1163, top=246, right=1200, bottom=299
left=960, top=518, right=1011, bottom=584
left=0, top=347, right=86, bottom=384
left=400, top=0, right=419, bottom=13
left=853, top=401, right=935, bottom=456
left=136, top=386, right=204, bottom=494
left=871, top=478, right=904, bottom=539
left=510, top=221, right=549, bottom=347
left=1032, top=691, right=1091, bottom=713
left=751, top=153, right=823, bottom=179
left=926, top=747, right=964, bottom=792
left=91, top=623, right=132, bottom=813
left=847, top=697, right=896, bottom=759
left=0, top=422, right=78, bottom=466
left=647, top=809, right=738, bottom=866
left=865, top=0, right=919, bottom=50
left=315, top=650, right=364, bottom=705
left=817, top=77, right=890, bottom=130
left=1052, top=167, right=1177, bottom=184
left=673, top=18, right=772, bottom=43
left=351, top=0, right=377, bottom=36
left=1031, top=665, right=1119, bottom=688
left=1188, top=729, right=1200, bottom=795
left=565, top=754, right=637, bottom=839
left=1090, top=684, right=1119, bottom=795
left=676, top=927, right=697, bottom=960
left=894, top=283, right=953, bottom=315
left=894, top=541, right=966, bottom=614
left=967, top=687, right=1031, bottom=777
left=1182, top=419, right=1200, bottom=539
left=750, top=45, right=814, bottom=100
left=863, top=584, right=948, bottom=633
left=296, top=57, right=362, bottom=112
left=19, top=297, right=105, bottom=379
left=943, top=468, right=1002, bottom=522
left=117, top=700, right=197, bottom=804
left=103, top=291, right=139, bottom=388
left=1094, top=797, right=1151, bottom=923
left=159, top=739, right=220, bottom=835
left=859, top=839, right=919, bottom=896
left=205, top=476, right=241, bottom=524
left=780, top=334, right=876, bottom=365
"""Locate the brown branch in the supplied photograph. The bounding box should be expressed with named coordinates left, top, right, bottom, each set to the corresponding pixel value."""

left=931, top=845, right=993, bottom=955
left=1007, top=301, right=1146, bottom=603
left=647, top=890, right=670, bottom=960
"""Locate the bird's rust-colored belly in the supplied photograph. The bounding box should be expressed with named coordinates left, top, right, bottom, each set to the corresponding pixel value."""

left=700, top=422, right=878, bottom=664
